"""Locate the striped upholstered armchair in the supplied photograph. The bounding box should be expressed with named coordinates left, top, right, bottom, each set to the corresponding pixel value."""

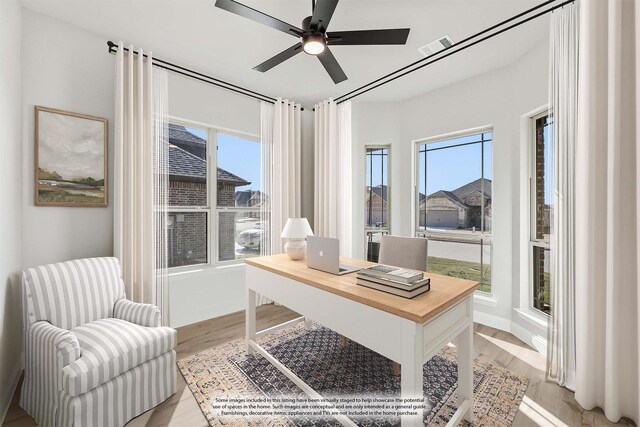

left=20, top=257, right=176, bottom=427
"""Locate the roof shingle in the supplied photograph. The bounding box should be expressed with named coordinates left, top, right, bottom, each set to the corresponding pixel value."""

left=168, top=127, right=250, bottom=185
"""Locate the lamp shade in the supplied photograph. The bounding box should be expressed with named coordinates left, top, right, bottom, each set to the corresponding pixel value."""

left=281, top=218, right=314, bottom=239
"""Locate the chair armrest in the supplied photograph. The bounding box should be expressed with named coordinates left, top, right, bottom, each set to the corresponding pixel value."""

left=114, top=299, right=162, bottom=327
left=28, top=321, right=81, bottom=368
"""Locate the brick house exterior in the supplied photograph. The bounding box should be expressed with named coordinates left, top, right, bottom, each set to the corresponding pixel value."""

left=365, top=185, right=389, bottom=227
left=168, top=124, right=250, bottom=265
left=418, top=178, right=492, bottom=230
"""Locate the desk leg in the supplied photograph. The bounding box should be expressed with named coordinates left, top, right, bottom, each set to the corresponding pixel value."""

left=400, top=322, right=423, bottom=427
left=246, top=288, right=256, bottom=355
left=456, top=323, right=474, bottom=423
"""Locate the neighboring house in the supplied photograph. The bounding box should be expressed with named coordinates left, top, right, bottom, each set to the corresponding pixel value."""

left=168, top=124, right=250, bottom=263
left=235, top=189, right=266, bottom=208
left=419, top=178, right=492, bottom=230
left=235, top=189, right=266, bottom=219
left=365, top=185, right=389, bottom=227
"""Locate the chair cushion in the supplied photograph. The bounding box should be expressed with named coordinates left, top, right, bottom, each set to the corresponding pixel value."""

left=22, top=257, right=125, bottom=330
left=62, top=318, right=176, bottom=396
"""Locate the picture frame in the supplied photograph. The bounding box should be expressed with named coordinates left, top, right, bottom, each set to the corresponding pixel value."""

left=34, top=106, right=108, bottom=207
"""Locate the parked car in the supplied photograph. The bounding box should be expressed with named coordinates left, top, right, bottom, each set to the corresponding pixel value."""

left=236, top=227, right=265, bottom=249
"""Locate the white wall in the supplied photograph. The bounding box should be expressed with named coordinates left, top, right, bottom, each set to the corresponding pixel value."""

left=301, top=110, right=314, bottom=230
left=351, top=102, right=402, bottom=259
left=16, top=11, right=315, bottom=328
left=0, top=0, right=24, bottom=420
left=352, top=40, right=550, bottom=347
left=21, top=10, right=115, bottom=269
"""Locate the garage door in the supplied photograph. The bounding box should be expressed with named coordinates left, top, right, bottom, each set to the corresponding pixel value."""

left=426, top=210, right=458, bottom=228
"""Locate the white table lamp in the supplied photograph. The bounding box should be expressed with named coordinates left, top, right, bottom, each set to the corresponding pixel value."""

left=281, top=218, right=314, bottom=260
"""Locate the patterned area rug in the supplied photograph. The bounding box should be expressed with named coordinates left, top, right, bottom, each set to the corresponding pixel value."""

left=178, top=322, right=529, bottom=426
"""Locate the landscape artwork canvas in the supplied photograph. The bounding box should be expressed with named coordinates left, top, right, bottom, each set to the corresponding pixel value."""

left=35, top=106, right=108, bottom=207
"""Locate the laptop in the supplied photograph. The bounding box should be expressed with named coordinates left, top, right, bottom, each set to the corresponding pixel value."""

left=306, top=236, right=360, bottom=275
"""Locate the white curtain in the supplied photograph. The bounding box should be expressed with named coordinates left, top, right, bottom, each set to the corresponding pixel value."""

left=114, top=42, right=169, bottom=320
left=314, top=99, right=353, bottom=256
left=574, top=0, right=639, bottom=424
left=258, top=99, right=301, bottom=306
left=547, top=3, right=578, bottom=390
left=153, top=68, right=170, bottom=323
left=260, top=101, right=274, bottom=257
left=268, top=98, right=302, bottom=254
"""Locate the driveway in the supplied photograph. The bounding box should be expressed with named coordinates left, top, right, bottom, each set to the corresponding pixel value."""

left=428, top=239, right=491, bottom=264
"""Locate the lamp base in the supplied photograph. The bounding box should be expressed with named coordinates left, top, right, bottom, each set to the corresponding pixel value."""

left=284, top=239, right=306, bottom=260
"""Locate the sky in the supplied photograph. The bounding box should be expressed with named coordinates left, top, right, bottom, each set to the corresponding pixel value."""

left=418, top=137, right=493, bottom=196
left=366, top=133, right=494, bottom=196
left=369, top=127, right=554, bottom=205
left=187, top=128, right=261, bottom=191
left=191, top=126, right=552, bottom=204
left=39, top=111, right=105, bottom=180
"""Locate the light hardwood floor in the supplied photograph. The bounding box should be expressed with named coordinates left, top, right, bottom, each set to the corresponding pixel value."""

left=4, top=305, right=635, bottom=427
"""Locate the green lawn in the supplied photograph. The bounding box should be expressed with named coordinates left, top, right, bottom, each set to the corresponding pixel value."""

left=427, top=256, right=551, bottom=311
left=427, top=256, right=491, bottom=293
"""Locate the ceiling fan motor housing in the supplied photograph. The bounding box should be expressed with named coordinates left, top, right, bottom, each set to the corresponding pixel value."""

left=302, top=15, right=325, bottom=38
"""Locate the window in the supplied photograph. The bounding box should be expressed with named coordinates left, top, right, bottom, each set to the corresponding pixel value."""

left=415, top=130, right=492, bottom=292
left=166, top=121, right=264, bottom=268
left=365, top=146, right=389, bottom=261
left=531, top=114, right=553, bottom=314
left=216, top=133, right=265, bottom=262
left=167, top=124, right=209, bottom=268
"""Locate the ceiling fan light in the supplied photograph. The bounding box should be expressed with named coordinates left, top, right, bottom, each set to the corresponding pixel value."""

left=303, top=36, right=326, bottom=55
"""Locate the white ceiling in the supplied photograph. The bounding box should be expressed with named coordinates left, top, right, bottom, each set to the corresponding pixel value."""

left=21, top=0, right=550, bottom=106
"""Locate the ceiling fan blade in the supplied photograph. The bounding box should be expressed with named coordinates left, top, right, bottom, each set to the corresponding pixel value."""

left=327, top=28, right=410, bottom=45
left=310, top=0, right=339, bottom=33
left=215, top=0, right=303, bottom=37
left=253, top=43, right=303, bottom=72
left=317, top=47, right=347, bottom=84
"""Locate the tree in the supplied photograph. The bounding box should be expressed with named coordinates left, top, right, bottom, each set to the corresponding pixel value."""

left=38, top=167, right=62, bottom=181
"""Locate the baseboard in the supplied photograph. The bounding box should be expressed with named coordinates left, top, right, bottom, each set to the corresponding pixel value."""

left=473, top=310, right=511, bottom=332
left=511, top=321, right=548, bottom=354
left=0, top=355, right=23, bottom=425
left=474, top=310, right=548, bottom=355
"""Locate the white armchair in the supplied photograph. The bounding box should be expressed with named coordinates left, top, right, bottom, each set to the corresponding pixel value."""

left=20, top=257, right=176, bottom=427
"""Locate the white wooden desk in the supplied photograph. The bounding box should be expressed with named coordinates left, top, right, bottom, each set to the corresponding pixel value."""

left=245, top=254, right=479, bottom=427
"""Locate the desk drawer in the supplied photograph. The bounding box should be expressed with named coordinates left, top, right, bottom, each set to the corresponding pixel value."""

left=422, top=298, right=471, bottom=361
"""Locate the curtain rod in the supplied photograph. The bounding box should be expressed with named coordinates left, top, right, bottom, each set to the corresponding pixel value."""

left=334, top=0, right=575, bottom=104
left=106, top=41, right=305, bottom=111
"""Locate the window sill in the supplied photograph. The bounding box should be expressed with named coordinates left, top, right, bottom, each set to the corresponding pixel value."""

left=514, top=307, right=549, bottom=329
left=167, top=262, right=245, bottom=277
left=473, top=292, right=497, bottom=307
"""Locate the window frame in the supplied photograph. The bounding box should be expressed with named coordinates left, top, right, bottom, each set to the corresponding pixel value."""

left=364, top=145, right=391, bottom=258
left=528, top=110, right=553, bottom=316
left=166, top=116, right=262, bottom=270
left=411, top=125, right=494, bottom=294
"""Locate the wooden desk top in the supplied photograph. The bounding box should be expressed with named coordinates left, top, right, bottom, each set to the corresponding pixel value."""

left=245, top=254, right=479, bottom=324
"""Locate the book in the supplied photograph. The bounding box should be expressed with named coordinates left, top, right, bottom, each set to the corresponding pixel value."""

left=355, top=273, right=430, bottom=291
left=356, top=278, right=430, bottom=298
left=358, top=264, right=424, bottom=284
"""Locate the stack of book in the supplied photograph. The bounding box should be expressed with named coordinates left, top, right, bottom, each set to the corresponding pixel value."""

left=356, top=265, right=430, bottom=298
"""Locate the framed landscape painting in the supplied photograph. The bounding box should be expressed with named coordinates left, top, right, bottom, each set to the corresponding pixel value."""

left=35, top=106, right=108, bottom=207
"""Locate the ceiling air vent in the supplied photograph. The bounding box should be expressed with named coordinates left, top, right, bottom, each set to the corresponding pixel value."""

left=418, top=35, right=454, bottom=57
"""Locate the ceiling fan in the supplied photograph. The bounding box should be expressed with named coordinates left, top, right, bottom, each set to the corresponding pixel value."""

left=214, top=0, right=410, bottom=84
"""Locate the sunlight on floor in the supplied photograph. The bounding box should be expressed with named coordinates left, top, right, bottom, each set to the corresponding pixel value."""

left=519, top=395, right=570, bottom=427
left=164, top=385, right=207, bottom=427
left=126, top=409, right=154, bottom=427
left=476, top=332, right=546, bottom=371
